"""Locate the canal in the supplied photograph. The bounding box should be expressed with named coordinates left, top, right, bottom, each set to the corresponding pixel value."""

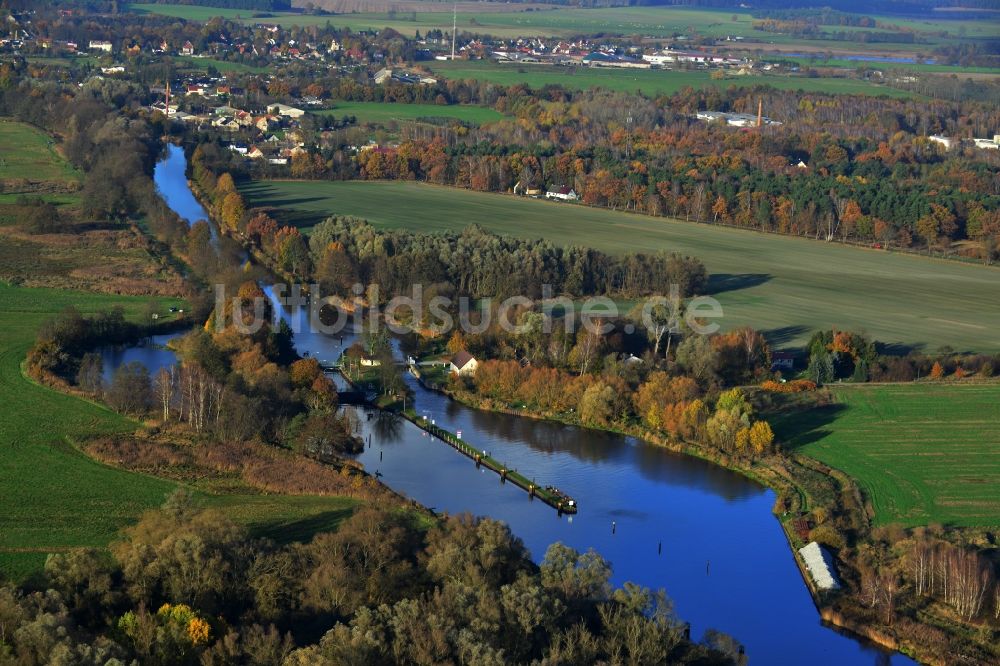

left=142, top=144, right=915, bottom=665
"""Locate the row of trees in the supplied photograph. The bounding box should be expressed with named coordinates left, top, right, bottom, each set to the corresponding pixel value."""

left=805, top=328, right=1000, bottom=384
left=0, top=492, right=743, bottom=665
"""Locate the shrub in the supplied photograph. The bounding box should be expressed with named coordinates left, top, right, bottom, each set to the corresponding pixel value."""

left=760, top=379, right=817, bottom=393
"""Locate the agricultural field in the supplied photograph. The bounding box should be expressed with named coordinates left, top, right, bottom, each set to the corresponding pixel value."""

left=427, top=60, right=916, bottom=98
left=777, top=383, right=1000, bottom=528
left=0, top=282, right=359, bottom=580
left=0, top=119, right=80, bottom=186
left=128, top=3, right=996, bottom=47
left=240, top=180, right=1000, bottom=352
left=316, top=101, right=506, bottom=126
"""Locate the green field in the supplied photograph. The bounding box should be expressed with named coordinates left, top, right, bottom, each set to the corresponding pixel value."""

left=0, top=283, right=357, bottom=580
left=128, top=4, right=997, bottom=49
left=0, top=120, right=80, bottom=186
left=317, top=101, right=506, bottom=125
left=778, top=384, right=1000, bottom=527
left=174, top=55, right=269, bottom=74
left=776, top=55, right=1000, bottom=75
left=240, top=180, right=1000, bottom=352
left=428, top=60, right=915, bottom=98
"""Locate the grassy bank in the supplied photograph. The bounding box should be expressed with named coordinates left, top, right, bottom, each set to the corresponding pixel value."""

left=240, top=180, right=1000, bottom=352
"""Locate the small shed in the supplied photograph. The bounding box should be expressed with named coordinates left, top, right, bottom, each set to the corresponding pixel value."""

left=799, top=541, right=841, bottom=591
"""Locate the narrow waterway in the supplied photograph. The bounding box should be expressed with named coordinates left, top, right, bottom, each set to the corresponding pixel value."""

left=144, top=145, right=916, bottom=665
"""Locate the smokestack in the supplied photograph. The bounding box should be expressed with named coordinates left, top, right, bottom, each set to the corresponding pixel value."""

left=451, top=4, right=457, bottom=60
left=757, top=98, right=762, bottom=128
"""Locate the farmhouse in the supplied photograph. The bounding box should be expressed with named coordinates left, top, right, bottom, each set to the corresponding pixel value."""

left=89, top=40, right=112, bottom=52
left=181, top=40, right=195, bottom=56
left=449, top=351, right=479, bottom=376
left=798, top=541, right=841, bottom=591
left=546, top=186, right=578, bottom=202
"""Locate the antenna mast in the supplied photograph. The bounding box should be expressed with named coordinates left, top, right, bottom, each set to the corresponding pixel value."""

left=451, top=4, right=457, bottom=60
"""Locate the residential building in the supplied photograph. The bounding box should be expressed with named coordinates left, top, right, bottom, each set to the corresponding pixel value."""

left=546, top=186, right=578, bottom=202
left=449, top=351, right=479, bottom=376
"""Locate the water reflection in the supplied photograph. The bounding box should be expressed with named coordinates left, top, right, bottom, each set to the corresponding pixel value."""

left=98, top=333, right=180, bottom=383
left=154, top=144, right=214, bottom=238
left=370, top=410, right=405, bottom=443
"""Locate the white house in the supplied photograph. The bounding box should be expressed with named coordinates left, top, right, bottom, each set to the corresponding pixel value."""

left=546, top=186, right=578, bottom=202
left=89, top=40, right=112, bottom=52
left=973, top=138, right=999, bottom=150
left=359, top=354, right=382, bottom=368
left=449, top=351, right=478, bottom=376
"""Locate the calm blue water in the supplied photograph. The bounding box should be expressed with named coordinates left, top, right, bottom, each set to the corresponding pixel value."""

left=154, top=145, right=215, bottom=238
left=143, top=148, right=918, bottom=666
left=98, top=333, right=179, bottom=383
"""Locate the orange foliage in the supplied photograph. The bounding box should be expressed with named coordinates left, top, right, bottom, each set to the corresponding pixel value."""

left=760, top=379, right=817, bottom=393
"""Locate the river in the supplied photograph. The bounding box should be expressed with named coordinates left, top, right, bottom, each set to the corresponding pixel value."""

left=134, top=144, right=916, bottom=665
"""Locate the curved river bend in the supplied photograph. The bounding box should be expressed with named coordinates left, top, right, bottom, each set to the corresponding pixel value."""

left=143, top=145, right=915, bottom=665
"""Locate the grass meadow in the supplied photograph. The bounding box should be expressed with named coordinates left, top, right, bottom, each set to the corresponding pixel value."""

left=0, top=120, right=80, bottom=186
left=777, top=383, right=1000, bottom=528
left=0, top=283, right=359, bottom=581
left=240, top=180, right=1000, bottom=352
left=316, top=101, right=506, bottom=125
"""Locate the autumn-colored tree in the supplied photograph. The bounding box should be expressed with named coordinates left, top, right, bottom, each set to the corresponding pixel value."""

left=711, top=195, right=728, bottom=224
left=215, top=172, right=236, bottom=203
left=290, top=358, right=321, bottom=388
left=748, top=420, right=774, bottom=456
left=930, top=361, right=944, bottom=379
left=446, top=331, right=466, bottom=354
left=220, top=192, right=245, bottom=232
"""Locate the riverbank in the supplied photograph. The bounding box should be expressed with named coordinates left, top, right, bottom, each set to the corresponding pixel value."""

left=418, top=378, right=940, bottom=662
